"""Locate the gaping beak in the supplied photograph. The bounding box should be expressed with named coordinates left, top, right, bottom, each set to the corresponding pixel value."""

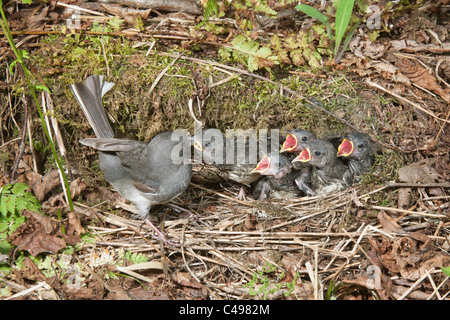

left=280, top=133, right=297, bottom=153
left=250, top=155, right=271, bottom=174
left=292, top=148, right=311, bottom=163
left=337, top=138, right=353, bottom=157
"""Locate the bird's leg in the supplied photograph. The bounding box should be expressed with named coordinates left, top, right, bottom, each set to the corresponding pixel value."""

left=236, top=186, right=247, bottom=201
left=294, top=167, right=316, bottom=197
left=144, top=218, right=181, bottom=247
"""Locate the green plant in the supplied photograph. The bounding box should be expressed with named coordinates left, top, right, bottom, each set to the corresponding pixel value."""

left=244, top=262, right=298, bottom=300
left=295, top=0, right=360, bottom=62
left=219, top=34, right=279, bottom=72
left=442, top=267, right=450, bottom=277
left=0, top=183, right=41, bottom=254
left=326, top=280, right=338, bottom=300
left=0, top=1, right=73, bottom=211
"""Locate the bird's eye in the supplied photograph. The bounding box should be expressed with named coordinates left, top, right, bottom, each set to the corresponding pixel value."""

left=205, top=142, right=211, bottom=148
left=357, top=143, right=365, bottom=149
left=301, top=136, right=307, bottom=141
left=274, top=162, right=281, bottom=167
left=314, top=151, right=321, bottom=156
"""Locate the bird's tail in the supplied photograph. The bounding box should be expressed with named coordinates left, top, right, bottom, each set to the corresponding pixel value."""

left=71, top=75, right=115, bottom=139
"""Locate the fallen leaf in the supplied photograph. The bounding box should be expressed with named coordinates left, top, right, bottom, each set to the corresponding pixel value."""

left=396, top=58, right=450, bottom=103
left=349, top=35, right=387, bottom=59
left=244, top=213, right=257, bottom=230
left=69, top=178, right=87, bottom=199
left=377, top=211, right=404, bottom=234
left=9, top=210, right=66, bottom=256
left=369, top=234, right=447, bottom=281
left=25, top=169, right=60, bottom=201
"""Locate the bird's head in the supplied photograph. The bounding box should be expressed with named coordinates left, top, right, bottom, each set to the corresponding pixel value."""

left=251, top=153, right=291, bottom=179
left=293, top=139, right=335, bottom=169
left=337, top=132, right=373, bottom=160
left=280, top=130, right=315, bottom=153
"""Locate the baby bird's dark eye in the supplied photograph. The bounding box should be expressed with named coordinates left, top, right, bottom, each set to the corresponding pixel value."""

left=301, top=136, right=307, bottom=141
left=357, top=143, right=365, bottom=149
left=205, top=142, right=211, bottom=148
left=314, top=151, right=321, bottom=156
left=274, top=162, right=281, bottom=168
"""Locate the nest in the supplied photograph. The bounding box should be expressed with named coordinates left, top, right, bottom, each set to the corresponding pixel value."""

left=71, top=163, right=450, bottom=300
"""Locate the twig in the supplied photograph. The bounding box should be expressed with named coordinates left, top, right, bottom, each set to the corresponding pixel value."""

left=366, top=79, right=450, bottom=123
left=370, top=205, right=447, bottom=218
left=10, top=94, right=28, bottom=182
left=148, top=52, right=183, bottom=96
left=398, top=268, right=433, bottom=300
left=55, top=2, right=106, bottom=16
left=4, top=282, right=51, bottom=300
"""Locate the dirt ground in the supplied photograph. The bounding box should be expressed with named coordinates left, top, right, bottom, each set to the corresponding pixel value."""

left=0, top=1, right=449, bottom=300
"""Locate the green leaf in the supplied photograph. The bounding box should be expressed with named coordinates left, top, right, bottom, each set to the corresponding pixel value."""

left=290, top=49, right=305, bottom=66
left=295, top=4, right=329, bottom=26
left=335, top=19, right=360, bottom=62
left=35, top=84, right=51, bottom=93
left=442, top=267, right=450, bottom=277
left=295, top=4, right=332, bottom=40
left=334, top=0, right=355, bottom=56
left=254, top=1, right=277, bottom=17
left=11, top=183, right=30, bottom=196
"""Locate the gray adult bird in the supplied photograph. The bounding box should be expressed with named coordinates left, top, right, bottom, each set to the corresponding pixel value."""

left=293, top=139, right=350, bottom=195
left=337, top=132, right=376, bottom=183
left=71, top=75, right=196, bottom=246
left=251, top=152, right=301, bottom=200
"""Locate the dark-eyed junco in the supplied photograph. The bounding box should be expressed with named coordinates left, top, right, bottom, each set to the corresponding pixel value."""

left=251, top=152, right=301, bottom=200
left=337, top=132, right=376, bottom=183
left=280, top=129, right=317, bottom=196
left=72, top=75, right=197, bottom=246
left=197, top=129, right=280, bottom=200
left=293, top=139, right=350, bottom=195
left=280, top=129, right=316, bottom=154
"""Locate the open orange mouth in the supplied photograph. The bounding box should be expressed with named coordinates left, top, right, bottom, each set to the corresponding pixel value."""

left=337, top=138, right=353, bottom=157
left=280, top=133, right=297, bottom=153
left=293, top=148, right=311, bottom=162
left=250, top=155, right=270, bottom=173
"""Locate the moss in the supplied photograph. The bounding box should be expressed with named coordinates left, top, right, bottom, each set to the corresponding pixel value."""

left=0, top=31, right=399, bottom=190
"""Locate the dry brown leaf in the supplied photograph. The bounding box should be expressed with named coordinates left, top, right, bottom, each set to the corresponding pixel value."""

left=377, top=211, right=404, bottom=234
left=369, top=233, right=446, bottom=281
left=99, top=4, right=152, bottom=26
left=10, top=210, right=67, bottom=256
left=397, top=188, right=411, bottom=209
left=396, top=58, right=450, bottom=103
left=397, top=162, right=444, bottom=205
left=62, top=280, right=104, bottom=300
left=390, top=40, right=450, bottom=54
left=69, top=178, right=87, bottom=199
left=27, top=169, right=60, bottom=202
left=349, top=35, right=387, bottom=59
left=398, top=162, right=441, bottom=184
left=67, top=211, right=85, bottom=236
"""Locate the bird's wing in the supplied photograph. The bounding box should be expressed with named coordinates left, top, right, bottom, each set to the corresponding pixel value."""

left=80, top=138, right=145, bottom=152
left=132, top=181, right=158, bottom=194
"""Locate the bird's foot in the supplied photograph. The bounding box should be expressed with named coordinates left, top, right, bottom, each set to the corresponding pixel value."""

left=235, top=186, right=247, bottom=201
left=145, top=218, right=182, bottom=248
